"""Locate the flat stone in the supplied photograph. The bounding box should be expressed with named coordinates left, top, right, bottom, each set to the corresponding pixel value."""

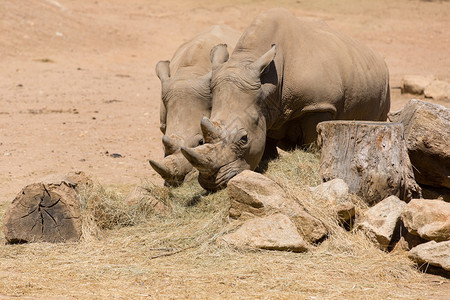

left=220, top=213, right=310, bottom=252
left=409, top=240, right=450, bottom=271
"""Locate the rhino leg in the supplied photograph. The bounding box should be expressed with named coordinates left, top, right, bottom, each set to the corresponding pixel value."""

left=299, top=112, right=334, bottom=146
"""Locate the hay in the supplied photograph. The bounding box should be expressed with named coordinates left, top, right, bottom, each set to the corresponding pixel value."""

left=0, top=149, right=447, bottom=298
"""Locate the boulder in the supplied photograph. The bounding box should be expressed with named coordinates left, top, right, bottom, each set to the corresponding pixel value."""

left=309, top=179, right=355, bottom=222
left=409, top=240, right=450, bottom=271
left=424, top=80, right=450, bottom=101
left=401, top=199, right=450, bottom=242
left=401, top=75, right=434, bottom=95
left=220, top=214, right=310, bottom=252
left=356, top=196, right=406, bottom=251
left=388, top=99, right=450, bottom=188
left=227, top=170, right=327, bottom=242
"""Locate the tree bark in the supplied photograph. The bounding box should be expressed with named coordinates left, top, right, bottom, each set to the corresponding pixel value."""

left=317, top=121, right=421, bottom=205
left=3, top=172, right=91, bottom=243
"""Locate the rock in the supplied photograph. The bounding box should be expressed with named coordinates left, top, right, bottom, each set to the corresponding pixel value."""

left=309, top=179, right=355, bottom=222
left=356, top=196, right=406, bottom=251
left=124, top=186, right=171, bottom=214
left=424, top=80, right=450, bottom=101
left=309, top=179, right=349, bottom=204
left=388, top=99, right=450, bottom=188
left=409, top=240, right=450, bottom=271
left=401, top=199, right=450, bottom=242
left=227, top=170, right=327, bottom=242
left=220, top=214, right=310, bottom=252
left=401, top=75, right=434, bottom=95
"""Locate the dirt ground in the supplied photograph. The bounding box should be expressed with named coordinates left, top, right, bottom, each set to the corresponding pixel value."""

left=0, top=0, right=449, bottom=204
left=0, top=0, right=449, bottom=297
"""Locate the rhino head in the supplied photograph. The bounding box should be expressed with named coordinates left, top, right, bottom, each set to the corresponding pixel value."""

left=149, top=60, right=212, bottom=186
left=181, top=44, right=277, bottom=191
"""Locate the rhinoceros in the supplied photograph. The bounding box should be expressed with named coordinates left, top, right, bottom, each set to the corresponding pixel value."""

left=149, top=25, right=240, bottom=186
left=181, top=8, right=391, bottom=191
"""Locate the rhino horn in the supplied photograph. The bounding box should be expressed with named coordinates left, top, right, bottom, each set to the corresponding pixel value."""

left=180, top=146, right=210, bottom=170
left=162, top=135, right=180, bottom=153
left=149, top=159, right=173, bottom=179
left=201, top=117, right=222, bottom=142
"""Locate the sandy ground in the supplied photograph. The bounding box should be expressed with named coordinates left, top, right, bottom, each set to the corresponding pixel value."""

left=0, top=0, right=449, bottom=205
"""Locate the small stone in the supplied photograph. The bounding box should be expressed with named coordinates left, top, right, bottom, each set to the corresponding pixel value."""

left=124, top=186, right=170, bottom=214
left=310, top=179, right=355, bottom=222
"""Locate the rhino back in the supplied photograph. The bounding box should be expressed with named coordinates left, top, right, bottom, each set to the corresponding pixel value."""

left=231, top=8, right=389, bottom=128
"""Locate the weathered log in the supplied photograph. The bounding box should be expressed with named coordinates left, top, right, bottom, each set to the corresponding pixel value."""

left=317, top=121, right=421, bottom=205
left=388, top=99, right=450, bottom=189
left=3, top=172, right=90, bottom=243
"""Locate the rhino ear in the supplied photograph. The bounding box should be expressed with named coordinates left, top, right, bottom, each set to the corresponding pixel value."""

left=210, top=44, right=229, bottom=69
left=252, top=44, right=276, bottom=75
left=156, top=60, right=170, bottom=83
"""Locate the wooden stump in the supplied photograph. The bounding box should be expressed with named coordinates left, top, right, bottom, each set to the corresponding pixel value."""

left=3, top=172, right=90, bottom=243
left=388, top=99, right=450, bottom=189
left=317, top=121, right=422, bottom=205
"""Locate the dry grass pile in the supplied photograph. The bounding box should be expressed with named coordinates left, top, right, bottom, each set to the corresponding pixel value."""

left=0, top=148, right=447, bottom=298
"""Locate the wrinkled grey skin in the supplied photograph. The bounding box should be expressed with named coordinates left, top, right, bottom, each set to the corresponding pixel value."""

left=149, top=25, right=240, bottom=186
left=181, top=8, right=391, bottom=191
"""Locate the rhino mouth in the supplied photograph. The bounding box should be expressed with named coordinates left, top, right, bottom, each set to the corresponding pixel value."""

left=197, top=160, right=247, bottom=191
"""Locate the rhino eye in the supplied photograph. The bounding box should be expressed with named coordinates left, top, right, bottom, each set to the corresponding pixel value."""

left=198, top=139, right=204, bottom=146
left=240, top=134, right=248, bottom=144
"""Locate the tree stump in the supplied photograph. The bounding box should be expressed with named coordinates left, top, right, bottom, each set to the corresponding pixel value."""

left=3, top=172, right=90, bottom=243
left=388, top=99, right=450, bottom=189
left=317, top=121, right=421, bottom=205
